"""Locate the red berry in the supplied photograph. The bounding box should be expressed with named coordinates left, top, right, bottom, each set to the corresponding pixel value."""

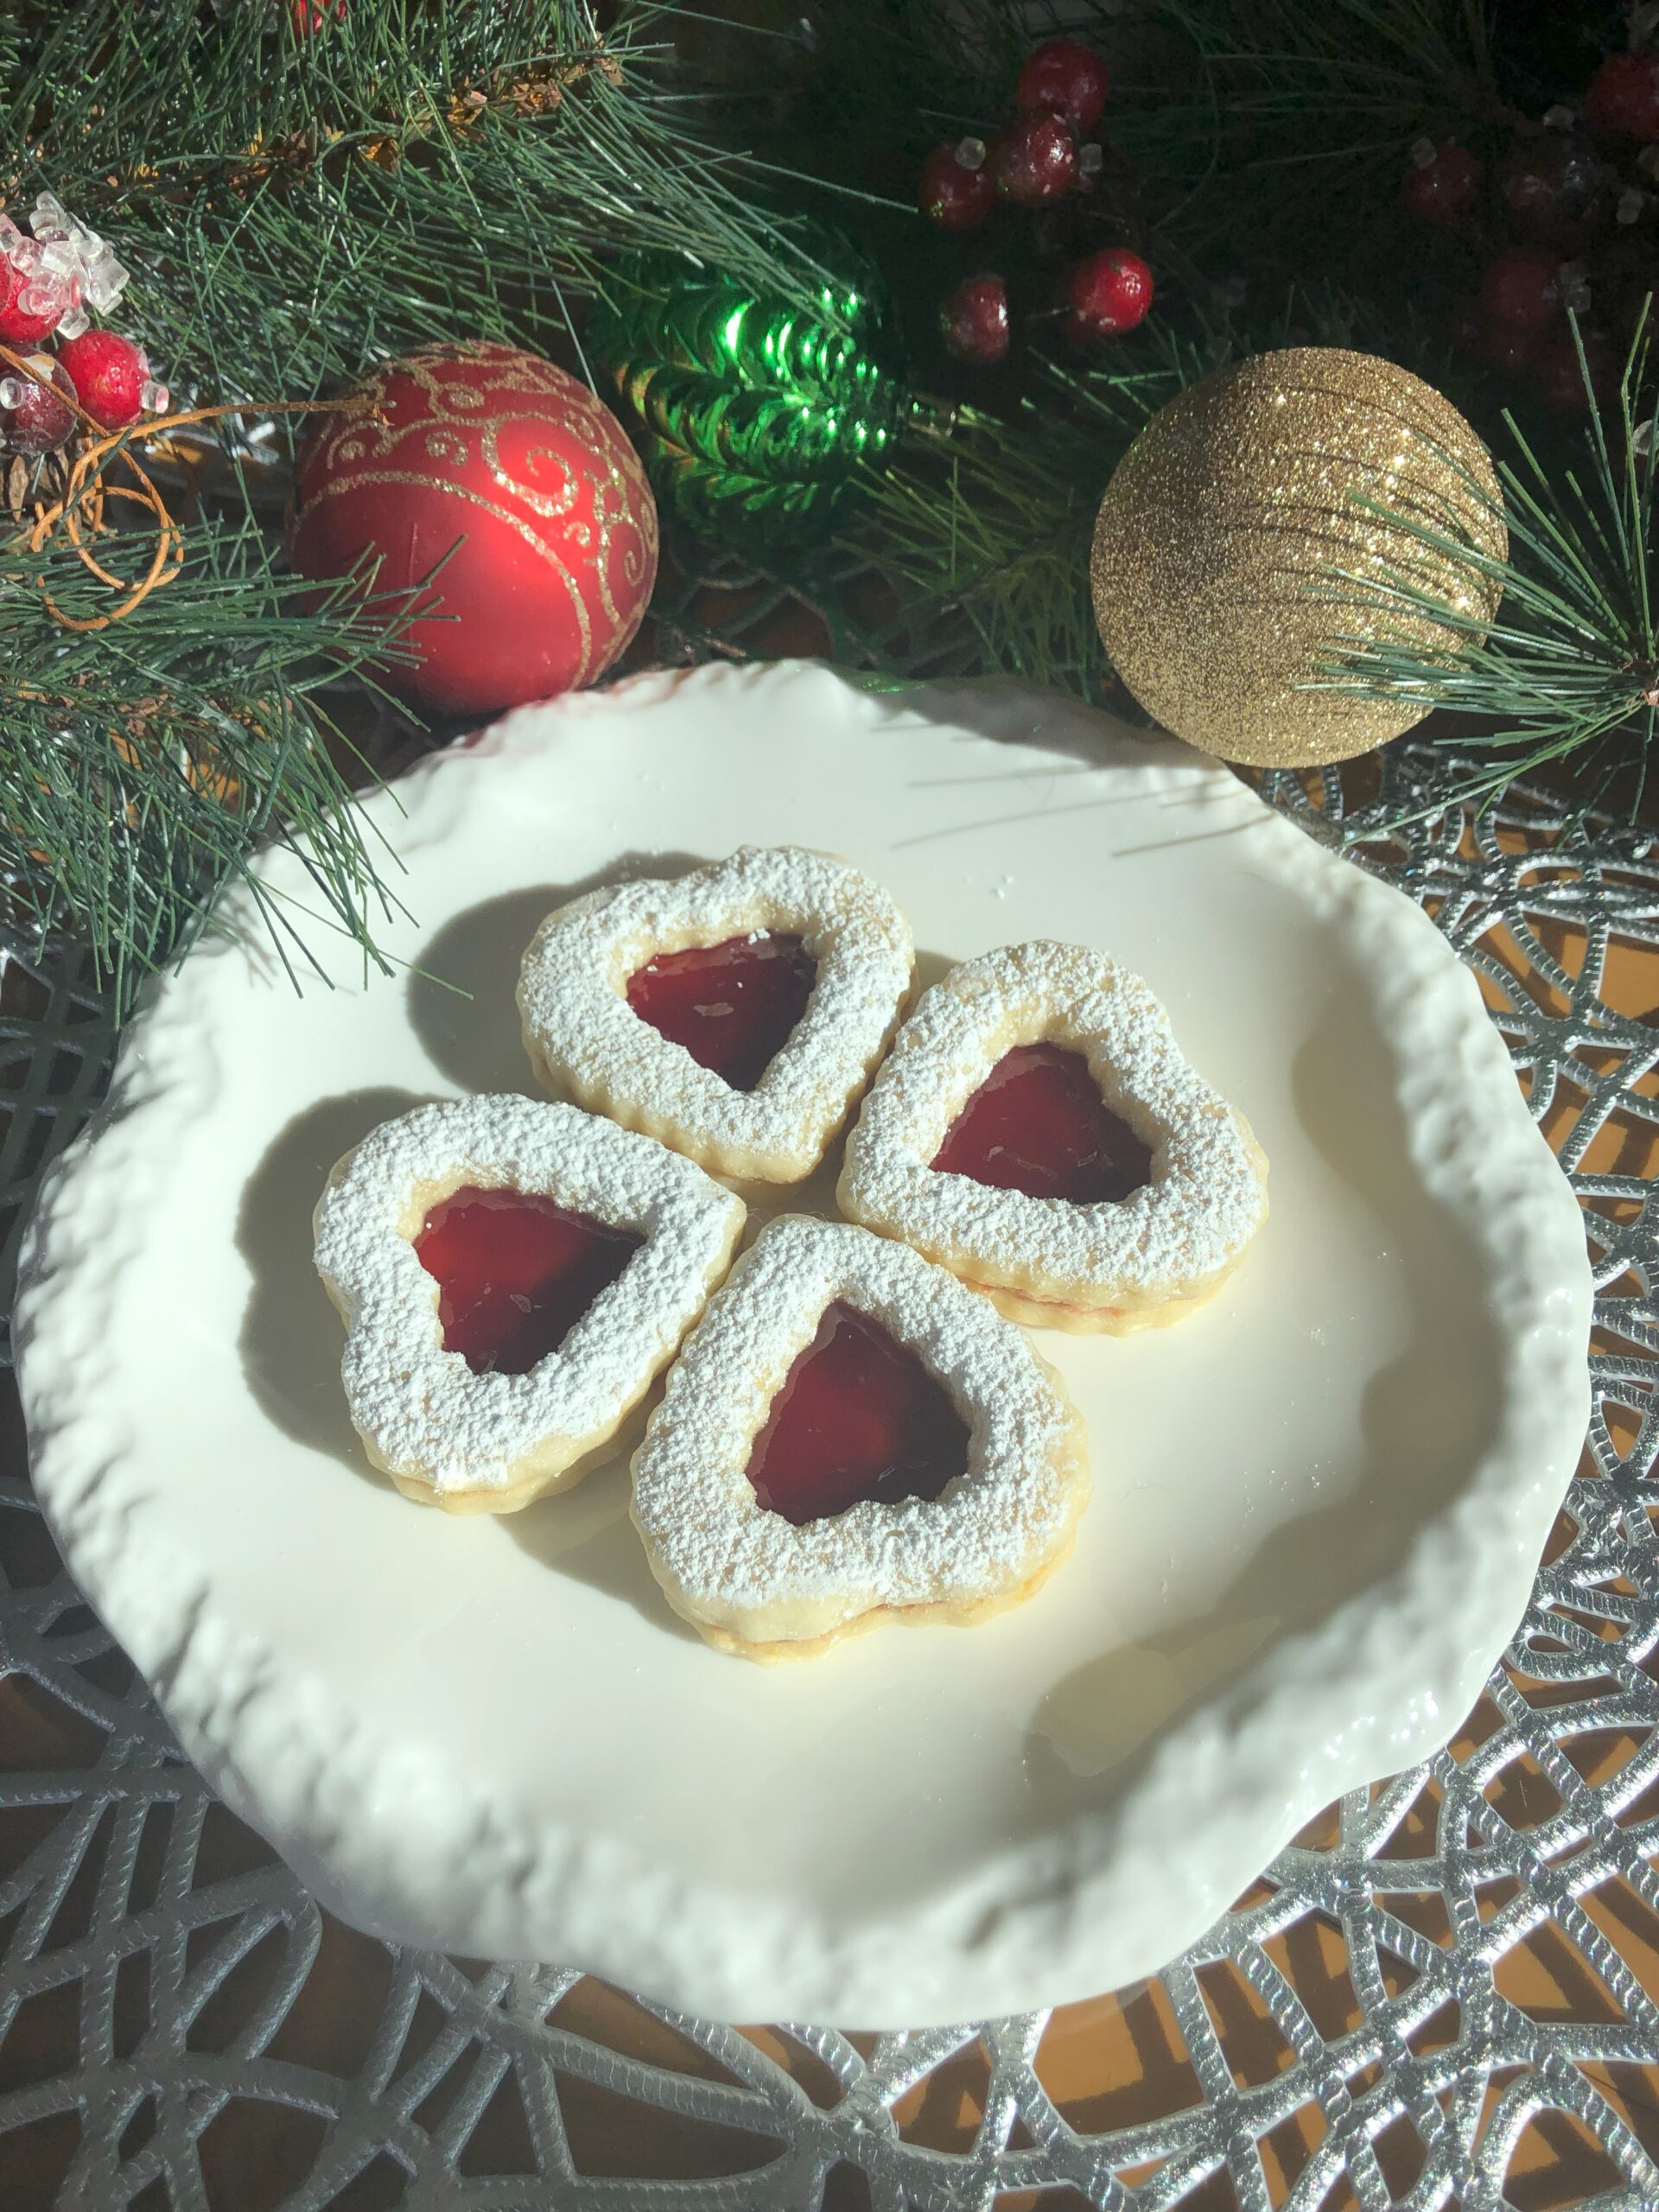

left=918, top=141, right=996, bottom=230
left=939, top=275, right=1010, bottom=365
left=1401, top=141, right=1481, bottom=225
left=1584, top=51, right=1659, bottom=142
left=1064, top=248, right=1154, bottom=340
left=1479, top=246, right=1560, bottom=334
left=0, top=257, right=64, bottom=344
left=1532, top=325, right=1620, bottom=412
left=1, top=353, right=76, bottom=454
left=1014, top=39, right=1109, bottom=135
left=991, top=113, right=1077, bottom=206
left=57, top=328, right=148, bottom=431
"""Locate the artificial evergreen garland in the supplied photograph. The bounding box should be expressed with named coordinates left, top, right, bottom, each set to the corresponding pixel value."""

left=0, top=0, right=833, bottom=1010
left=3, top=0, right=1658, bottom=1009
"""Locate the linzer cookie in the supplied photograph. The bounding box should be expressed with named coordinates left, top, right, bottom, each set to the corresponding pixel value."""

left=314, top=1095, right=745, bottom=1512
left=837, top=941, right=1268, bottom=1332
left=629, top=1214, right=1088, bottom=1662
left=516, top=847, right=913, bottom=1184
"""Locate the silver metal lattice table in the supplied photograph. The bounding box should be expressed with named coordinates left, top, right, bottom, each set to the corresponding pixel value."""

left=0, top=741, right=1655, bottom=2210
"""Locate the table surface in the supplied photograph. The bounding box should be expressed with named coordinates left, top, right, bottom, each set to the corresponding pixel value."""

left=1, top=704, right=1656, bottom=2211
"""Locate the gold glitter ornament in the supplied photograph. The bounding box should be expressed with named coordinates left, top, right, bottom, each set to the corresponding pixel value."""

left=1090, top=346, right=1507, bottom=767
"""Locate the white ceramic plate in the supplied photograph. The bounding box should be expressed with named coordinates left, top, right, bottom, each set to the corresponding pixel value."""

left=16, top=662, right=1591, bottom=2028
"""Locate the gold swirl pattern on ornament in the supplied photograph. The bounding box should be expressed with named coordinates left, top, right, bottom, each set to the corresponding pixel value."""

left=302, top=467, right=600, bottom=678
left=319, top=343, right=612, bottom=467
left=506, top=436, right=651, bottom=632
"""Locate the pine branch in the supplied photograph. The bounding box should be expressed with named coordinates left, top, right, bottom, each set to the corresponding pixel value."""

left=0, top=0, right=855, bottom=1017
left=847, top=353, right=1184, bottom=697
left=0, top=493, right=420, bottom=1018
left=1313, top=315, right=1659, bottom=823
left=7, top=1, right=845, bottom=413
left=849, top=297, right=1427, bottom=697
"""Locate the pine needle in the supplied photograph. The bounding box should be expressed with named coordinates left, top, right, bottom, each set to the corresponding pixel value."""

left=1311, top=315, right=1659, bottom=822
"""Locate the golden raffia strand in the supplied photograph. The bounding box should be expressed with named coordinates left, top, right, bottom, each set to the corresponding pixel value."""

left=0, top=341, right=363, bottom=632
left=1090, top=347, right=1508, bottom=768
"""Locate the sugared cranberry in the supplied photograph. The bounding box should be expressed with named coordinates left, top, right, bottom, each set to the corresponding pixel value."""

left=940, top=274, right=1010, bottom=365
left=1479, top=246, right=1560, bottom=334
left=0, top=257, right=64, bottom=345
left=57, top=328, right=148, bottom=431
left=0, top=353, right=75, bottom=454
left=1063, top=247, right=1154, bottom=340
left=991, top=113, right=1077, bottom=206
left=1402, top=141, right=1481, bottom=225
left=1584, top=51, right=1659, bottom=142
left=918, top=140, right=996, bottom=230
left=1014, top=39, right=1110, bottom=135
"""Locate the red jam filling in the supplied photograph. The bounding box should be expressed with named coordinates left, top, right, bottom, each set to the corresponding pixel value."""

left=626, top=931, right=817, bottom=1092
left=746, top=1300, right=970, bottom=1527
left=414, top=1185, right=642, bottom=1377
left=932, top=1042, right=1153, bottom=1205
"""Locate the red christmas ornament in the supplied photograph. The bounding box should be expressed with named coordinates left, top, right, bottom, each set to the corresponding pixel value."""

left=939, top=275, right=1010, bottom=365
left=1014, top=39, right=1110, bottom=135
left=57, top=328, right=148, bottom=430
left=0, top=255, right=63, bottom=345
left=1063, top=247, right=1154, bottom=340
left=1584, top=51, right=1659, bottom=142
left=289, top=342, right=658, bottom=721
left=0, top=353, right=75, bottom=454
left=918, top=140, right=996, bottom=230
left=292, top=0, right=347, bottom=31
left=1478, top=245, right=1560, bottom=334
left=992, top=113, right=1078, bottom=206
left=1401, top=140, right=1481, bottom=225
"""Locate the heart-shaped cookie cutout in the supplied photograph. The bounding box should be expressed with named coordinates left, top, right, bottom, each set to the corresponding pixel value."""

left=837, top=942, right=1268, bottom=1332
left=517, top=848, right=913, bottom=1183
left=746, top=1298, right=971, bottom=1525
left=315, top=1095, right=746, bottom=1512
left=413, top=1186, right=643, bottom=1376
left=626, top=930, right=818, bottom=1093
left=629, top=1214, right=1088, bottom=1661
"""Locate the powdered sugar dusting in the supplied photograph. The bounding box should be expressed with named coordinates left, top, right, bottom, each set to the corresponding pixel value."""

left=315, top=1094, right=745, bottom=1501
left=630, top=1215, right=1088, bottom=1648
left=516, top=847, right=913, bottom=1182
left=838, top=942, right=1268, bottom=1311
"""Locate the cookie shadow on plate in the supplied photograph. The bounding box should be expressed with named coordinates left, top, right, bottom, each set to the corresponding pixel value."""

left=500, top=1418, right=697, bottom=1643
left=237, top=1085, right=435, bottom=1483
left=1021, top=972, right=1503, bottom=1822
left=408, top=852, right=715, bottom=1096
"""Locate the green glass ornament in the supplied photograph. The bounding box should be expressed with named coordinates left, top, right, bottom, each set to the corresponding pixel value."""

left=587, top=238, right=911, bottom=544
